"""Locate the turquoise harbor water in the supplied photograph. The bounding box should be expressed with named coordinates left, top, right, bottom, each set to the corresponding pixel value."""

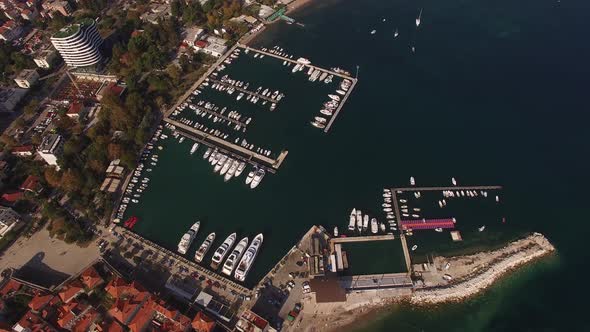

left=124, top=0, right=590, bottom=330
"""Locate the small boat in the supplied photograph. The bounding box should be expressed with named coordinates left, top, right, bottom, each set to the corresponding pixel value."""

left=363, top=214, right=369, bottom=231
left=478, top=225, right=486, bottom=232
left=356, top=209, right=363, bottom=232
left=224, top=159, right=239, bottom=181
left=311, top=121, right=326, bottom=129
left=452, top=177, right=457, bottom=186
left=250, top=168, right=265, bottom=189
left=320, top=109, right=333, bottom=116
left=245, top=167, right=256, bottom=185
left=435, top=228, right=443, bottom=232
left=496, top=195, right=500, bottom=203
left=416, top=9, right=422, bottom=27
left=394, top=29, right=399, bottom=38
left=410, top=176, right=415, bottom=186
left=220, top=158, right=233, bottom=175
left=190, top=143, right=199, bottom=154
left=203, top=148, right=212, bottom=159
left=194, top=232, right=216, bottom=263
left=333, top=227, right=339, bottom=237
left=348, top=208, right=356, bottom=230
left=370, top=218, right=378, bottom=234
left=234, top=162, right=246, bottom=177
left=411, top=245, right=418, bottom=251
left=370, top=29, right=376, bottom=35
left=380, top=222, right=386, bottom=232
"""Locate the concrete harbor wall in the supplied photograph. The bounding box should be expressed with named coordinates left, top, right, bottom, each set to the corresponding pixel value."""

left=411, top=233, right=555, bottom=304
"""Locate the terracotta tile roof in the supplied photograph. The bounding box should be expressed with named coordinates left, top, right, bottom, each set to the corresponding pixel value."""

left=0, top=279, right=22, bottom=297
left=191, top=311, right=215, bottom=332
left=28, top=294, right=54, bottom=312
left=71, top=308, right=99, bottom=332
left=105, top=277, right=145, bottom=299
left=56, top=302, right=78, bottom=328
left=14, top=310, right=56, bottom=332
left=20, top=175, right=42, bottom=193
left=11, top=145, right=34, bottom=153
left=1, top=191, right=24, bottom=203
left=67, top=102, right=83, bottom=115
left=102, top=320, right=125, bottom=332
left=80, top=266, right=104, bottom=290
left=58, top=280, right=84, bottom=303
left=127, top=298, right=154, bottom=332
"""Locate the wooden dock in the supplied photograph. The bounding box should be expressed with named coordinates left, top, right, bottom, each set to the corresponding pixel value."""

left=393, top=185, right=503, bottom=192
left=207, top=78, right=279, bottom=104
left=165, top=118, right=286, bottom=170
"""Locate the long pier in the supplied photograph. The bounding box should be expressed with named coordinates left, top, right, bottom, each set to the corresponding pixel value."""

left=393, top=185, right=503, bottom=192
left=392, top=190, right=412, bottom=272
left=324, top=79, right=356, bottom=133
left=329, top=234, right=395, bottom=252
left=207, top=78, right=279, bottom=104
left=166, top=118, right=287, bottom=170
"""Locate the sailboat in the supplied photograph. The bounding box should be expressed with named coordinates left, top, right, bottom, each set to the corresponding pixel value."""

left=416, top=9, right=422, bottom=27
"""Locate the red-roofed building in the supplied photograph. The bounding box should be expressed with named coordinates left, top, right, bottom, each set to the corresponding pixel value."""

left=153, top=301, right=190, bottom=332
left=20, top=175, right=43, bottom=194
left=58, top=280, right=84, bottom=303
left=126, top=298, right=154, bottom=332
left=191, top=311, right=215, bottom=332
left=194, top=40, right=208, bottom=49
left=108, top=292, right=150, bottom=326
left=66, top=102, right=83, bottom=119
left=28, top=294, right=54, bottom=313
left=71, top=308, right=99, bottom=332
left=11, top=145, right=34, bottom=157
left=1, top=191, right=24, bottom=205
left=97, top=320, right=125, bottom=332
left=79, top=266, right=104, bottom=291
left=0, top=279, right=22, bottom=298
left=105, top=277, right=145, bottom=299
left=12, top=310, right=57, bottom=332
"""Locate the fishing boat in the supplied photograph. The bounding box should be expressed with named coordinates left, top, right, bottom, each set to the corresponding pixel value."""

left=370, top=218, right=378, bottom=234
left=222, top=237, right=249, bottom=276
left=235, top=162, right=246, bottom=177
left=190, top=143, right=199, bottom=154
left=194, top=233, right=216, bottom=263
left=250, top=168, right=265, bottom=189
left=333, top=227, right=339, bottom=237
left=411, top=245, right=418, bottom=251
left=211, top=233, right=236, bottom=269
left=478, top=225, right=486, bottom=232
left=416, top=9, right=422, bottom=27
left=177, top=221, right=200, bottom=255
left=363, top=214, right=369, bottom=231
left=348, top=209, right=356, bottom=230
left=234, top=234, right=263, bottom=282
left=356, top=209, right=363, bottom=232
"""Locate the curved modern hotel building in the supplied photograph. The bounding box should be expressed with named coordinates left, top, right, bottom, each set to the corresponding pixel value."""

left=50, top=18, right=103, bottom=68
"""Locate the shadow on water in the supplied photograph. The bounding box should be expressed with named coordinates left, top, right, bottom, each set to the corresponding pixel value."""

left=12, top=252, right=70, bottom=289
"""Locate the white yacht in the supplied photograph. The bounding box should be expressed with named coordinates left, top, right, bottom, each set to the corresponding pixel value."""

left=224, top=160, right=239, bottom=181
left=452, top=177, right=457, bottom=186
left=211, top=233, right=236, bottom=269
left=250, top=168, right=265, bottom=189
left=370, top=29, right=376, bottom=35
left=410, top=176, right=416, bottom=186
left=478, top=225, right=486, bottom=232
left=356, top=209, right=363, bottom=231
left=194, top=232, right=216, bottom=263
left=333, top=227, right=338, bottom=237
left=222, top=237, right=249, bottom=276
left=220, top=158, right=233, bottom=175
left=234, top=234, right=263, bottom=282
left=214, top=155, right=227, bottom=172
left=348, top=208, right=356, bottom=230
left=435, top=228, right=443, bottom=232
left=190, top=143, right=199, bottom=154
left=177, top=221, right=200, bottom=255
left=235, top=162, right=246, bottom=177
left=363, top=214, right=369, bottom=231
left=245, top=167, right=256, bottom=185
left=370, top=218, right=378, bottom=234
left=411, top=245, right=418, bottom=251
left=203, top=148, right=212, bottom=159
left=394, top=29, right=399, bottom=38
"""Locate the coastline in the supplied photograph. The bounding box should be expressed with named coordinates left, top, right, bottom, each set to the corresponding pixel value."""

left=293, top=233, right=555, bottom=332
left=285, top=0, right=316, bottom=16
